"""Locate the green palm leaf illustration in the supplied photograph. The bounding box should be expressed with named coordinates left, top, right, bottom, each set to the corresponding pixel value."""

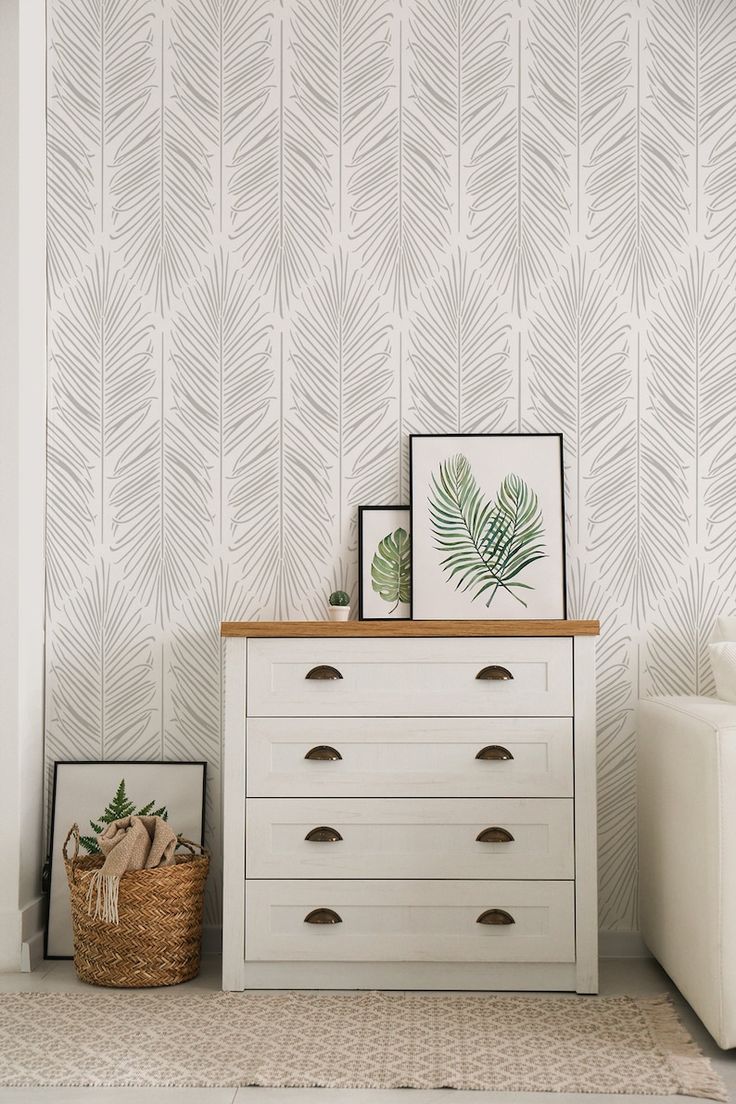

left=371, top=527, right=411, bottom=612
left=429, top=454, right=546, bottom=608
left=488, top=471, right=547, bottom=601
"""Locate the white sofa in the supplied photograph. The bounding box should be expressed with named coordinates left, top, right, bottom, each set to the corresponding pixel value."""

left=639, top=695, right=736, bottom=1048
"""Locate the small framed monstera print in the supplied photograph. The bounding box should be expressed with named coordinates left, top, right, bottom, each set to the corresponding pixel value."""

left=410, top=434, right=566, bottom=620
left=358, top=505, right=411, bottom=620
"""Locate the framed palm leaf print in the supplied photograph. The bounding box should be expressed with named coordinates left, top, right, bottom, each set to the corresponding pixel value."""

left=410, top=434, right=566, bottom=620
left=358, top=505, right=411, bottom=620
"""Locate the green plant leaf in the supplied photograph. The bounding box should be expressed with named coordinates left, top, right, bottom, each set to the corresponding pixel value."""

left=429, top=454, right=546, bottom=608
left=371, top=527, right=411, bottom=612
left=80, top=781, right=169, bottom=855
left=98, top=779, right=136, bottom=824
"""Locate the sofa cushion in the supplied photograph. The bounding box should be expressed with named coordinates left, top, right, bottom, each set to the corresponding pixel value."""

left=712, top=615, right=736, bottom=642
left=710, top=642, right=736, bottom=703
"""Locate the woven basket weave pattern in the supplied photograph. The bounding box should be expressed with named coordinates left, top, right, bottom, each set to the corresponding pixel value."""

left=64, top=825, right=209, bottom=988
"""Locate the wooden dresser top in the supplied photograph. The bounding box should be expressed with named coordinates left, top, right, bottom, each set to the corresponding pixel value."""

left=220, top=619, right=600, bottom=638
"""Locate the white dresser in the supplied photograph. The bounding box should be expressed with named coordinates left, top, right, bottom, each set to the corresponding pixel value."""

left=222, top=620, right=599, bottom=993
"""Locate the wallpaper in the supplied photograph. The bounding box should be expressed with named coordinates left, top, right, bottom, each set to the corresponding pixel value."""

left=45, top=0, right=736, bottom=931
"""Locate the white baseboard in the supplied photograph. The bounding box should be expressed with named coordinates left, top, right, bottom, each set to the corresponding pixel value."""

left=0, top=909, right=21, bottom=972
left=599, top=930, right=651, bottom=958
left=21, top=929, right=44, bottom=972
left=0, top=896, right=44, bottom=972
left=20, top=895, right=44, bottom=972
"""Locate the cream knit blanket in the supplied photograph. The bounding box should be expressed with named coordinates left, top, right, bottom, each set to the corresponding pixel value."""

left=86, top=815, right=178, bottom=924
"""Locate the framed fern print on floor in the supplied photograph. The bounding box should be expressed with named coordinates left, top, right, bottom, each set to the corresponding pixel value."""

left=410, top=434, right=566, bottom=620
left=358, top=506, right=411, bottom=620
left=46, top=760, right=206, bottom=958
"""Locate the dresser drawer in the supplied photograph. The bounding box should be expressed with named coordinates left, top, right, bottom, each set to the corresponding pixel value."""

left=247, top=717, right=573, bottom=798
left=247, top=719, right=573, bottom=799
left=245, top=879, right=575, bottom=963
left=246, top=638, right=572, bottom=717
left=246, top=797, right=574, bottom=879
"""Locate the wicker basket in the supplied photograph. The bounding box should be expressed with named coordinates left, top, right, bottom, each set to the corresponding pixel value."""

left=63, top=823, right=209, bottom=988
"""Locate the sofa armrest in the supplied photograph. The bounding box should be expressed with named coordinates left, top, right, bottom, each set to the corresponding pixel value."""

left=638, top=695, right=736, bottom=1048
left=640, top=694, right=736, bottom=733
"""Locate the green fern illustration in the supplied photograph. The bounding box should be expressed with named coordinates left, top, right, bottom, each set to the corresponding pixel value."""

left=79, top=778, right=169, bottom=855
left=429, top=454, right=546, bottom=608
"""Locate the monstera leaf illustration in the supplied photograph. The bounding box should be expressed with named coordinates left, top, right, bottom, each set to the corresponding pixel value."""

left=429, top=454, right=545, bottom=608
left=371, top=527, right=411, bottom=612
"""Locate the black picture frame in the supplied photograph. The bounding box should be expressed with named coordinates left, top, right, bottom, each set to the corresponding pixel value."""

left=45, top=759, right=207, bottom=959
left=409, top=432, right=568, bottom=620
left=358, top=504, right=411, bottom=621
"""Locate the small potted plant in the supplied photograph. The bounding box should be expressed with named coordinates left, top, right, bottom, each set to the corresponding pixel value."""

left=328, top=590, right=351, bottom=621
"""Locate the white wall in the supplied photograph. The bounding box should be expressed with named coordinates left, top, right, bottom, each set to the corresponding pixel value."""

left=0, top=0, right=46, bottom=971
left=0, top=0, right=22, bottom=970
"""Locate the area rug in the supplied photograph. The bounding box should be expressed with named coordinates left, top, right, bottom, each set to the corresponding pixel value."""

left=0, top=991, right=725, bottom=1098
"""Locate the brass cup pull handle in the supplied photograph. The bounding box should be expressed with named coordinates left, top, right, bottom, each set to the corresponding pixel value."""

left=304, top=745, right=342, bottom=761
left=476, top=826, right=515, bottom=843
left=476, top=665, right=514, bottom=681
left=304, top=908, right=342, bottom=925
left=475, top=745, right=514, bottom=761
left=477, top=908, right=515, bottom=926
left=305, top=665, right=343, bottom=680
left=305, top=826, right=343, bottom=842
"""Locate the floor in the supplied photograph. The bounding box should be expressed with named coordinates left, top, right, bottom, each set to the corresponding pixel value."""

left=0, top=956, right=734, bottom=1104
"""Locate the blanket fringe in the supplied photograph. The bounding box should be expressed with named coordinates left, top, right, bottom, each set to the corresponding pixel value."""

left=86, top=871, right=120, bottom=925
left=636, top=995, right=727, bottom=1102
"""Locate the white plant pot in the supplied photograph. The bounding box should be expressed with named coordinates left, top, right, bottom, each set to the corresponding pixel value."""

left=328, top=606, right=350, bottom=621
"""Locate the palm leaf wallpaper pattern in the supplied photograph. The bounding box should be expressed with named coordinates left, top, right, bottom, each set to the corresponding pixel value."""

left=48, top=564, right=157, bottom=765
left=647, top=254, right=736, bottom=552
left=408, top=250, right=512, bottom=435
left=409, top=0, right=512, bottom=241
left=229, top=3, right=332, bottom=315
left=47, top=252, right=155, bottom=606
left=290, top=251, right=395, bottom=568
left=568, top=563, right=637, bottom=932
left=527, top=250, right=630, bottom=548
left=46, top=0, right=736, bottom=933
left=466, top=7, right=568, bottom=315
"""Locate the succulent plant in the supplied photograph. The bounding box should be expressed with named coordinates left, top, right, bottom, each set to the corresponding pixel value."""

left=328, top=589, right=350, bottom=607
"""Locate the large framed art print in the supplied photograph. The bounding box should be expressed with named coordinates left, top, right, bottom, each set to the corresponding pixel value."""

left=410, top=433, right=566, bottom=620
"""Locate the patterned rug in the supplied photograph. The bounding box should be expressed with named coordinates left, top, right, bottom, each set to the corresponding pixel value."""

left=0, top=991, right=725, bottom=1097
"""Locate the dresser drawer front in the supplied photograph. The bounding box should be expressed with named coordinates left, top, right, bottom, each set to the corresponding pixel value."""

left=247, top=717, right=573, bottom=798
left=245, top=880, right=575, bottom=962
left=247, top=797, right=574, bottom=879
left=246, top=638, right=572, bottom=717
